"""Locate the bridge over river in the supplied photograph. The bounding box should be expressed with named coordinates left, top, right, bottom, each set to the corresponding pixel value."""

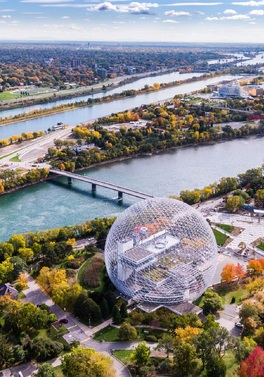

left=49, top=169, right=153, bottom=201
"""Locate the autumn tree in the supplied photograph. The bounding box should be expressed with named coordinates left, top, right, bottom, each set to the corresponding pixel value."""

left=238, top=346, right=264, bottom=377
left=221, top=263, right=236, bottom=283
left=62, top=346, right=116, bottom=377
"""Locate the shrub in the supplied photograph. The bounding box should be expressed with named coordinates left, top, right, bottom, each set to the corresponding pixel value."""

left=83, top=255, right=104, bottom=288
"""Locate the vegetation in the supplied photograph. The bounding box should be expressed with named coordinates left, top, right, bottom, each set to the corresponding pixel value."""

left=213, top=229, right=229, bottom=246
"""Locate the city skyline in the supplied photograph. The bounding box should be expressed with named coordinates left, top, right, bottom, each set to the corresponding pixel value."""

left=0, top=0, right=264, bottom=43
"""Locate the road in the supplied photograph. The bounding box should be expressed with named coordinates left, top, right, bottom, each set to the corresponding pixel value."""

left=0, top=275, right=134, bottom=377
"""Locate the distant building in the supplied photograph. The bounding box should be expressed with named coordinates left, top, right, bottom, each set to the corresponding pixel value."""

left=0, top=283, right=18, bottom=299
left=97, top=68, right=107, bottom=79
left=71, top=144, right=95, bottom=152
left=218, top=84, right=247, bottom=98
left=71, top=58, right=81, bottom=68
left=243, top=86, right=263, bottom=97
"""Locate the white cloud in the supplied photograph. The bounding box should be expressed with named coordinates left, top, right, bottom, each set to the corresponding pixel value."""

left=61, top=16, right=70, bottom=18
left=222, top=14, right=250, bottom=19
left=223, top=9, right=237, bottom=14
left=88, top=2, right=159, bottom=14
left=21, top=0, right=74, bottom=3
left=164, top=10, right=191, bottom=16
left=232, top=1, right=264, bottom=6
left=206, top=16, right=219, bottom=20
left=249, top=9, right=264, bottom=14
left=164, top=2, right=222, bottom=6
left=2, top=15, right=11, bottom=18
left=163, top=19, right=178, bottom=22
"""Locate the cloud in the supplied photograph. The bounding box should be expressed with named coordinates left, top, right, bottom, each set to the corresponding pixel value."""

left=222, top=14, right=250, bottom=19
left=223, top=9, right=237, bottom=14
left=2, top=15, right=11, bottom=18
left=194, top=11, right=205, bottom=15
left=88, top=2, right=159, bottom=15
left=249, top=9, right=264, bottom=14
left=61, top=16, right=70, bottom=18
left=232, top=1, right=264, bottom=6
left=21, top=0, right=74, bottom=3
left=206, top=16, right=219, bottom=20
left=164, top=2, right=222, bottom=6
left=164, top=10, right=191, bottom=16
left=163, top=19, right=178, bottom=22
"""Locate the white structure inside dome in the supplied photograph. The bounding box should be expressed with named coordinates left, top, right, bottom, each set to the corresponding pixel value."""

left=105, top=197, right=218, bottom=307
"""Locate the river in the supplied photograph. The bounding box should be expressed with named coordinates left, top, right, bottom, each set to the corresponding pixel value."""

left=0, top=135, right=263, bottom=241
left=0, top=74, right=241, bottom=140
left=0, top=71, right=203, bottom=119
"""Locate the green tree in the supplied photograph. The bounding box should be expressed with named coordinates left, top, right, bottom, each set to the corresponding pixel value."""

left=132, top=342, right=151, bottom=367
left=119, top=302, right=128, bottom=320
left=226, top=195, right=245, bottom=212
left=206, top=354, right=226, bottom=377
left=173, top=341, right=197, bottom=377
left=0, top=334, right=13, bottom=368
left=202, top=290, right=223, bottom=315
left=62, top=346, right=116, bottom=377
left=112, top=305, right=122, bottom=325
left=30, top=337, right=63, bottom=362
left=118, top=322, right=137, bottom=341
left=255, top=189, right=264, bottom=208
left=33, top=363, right=56, bottom=377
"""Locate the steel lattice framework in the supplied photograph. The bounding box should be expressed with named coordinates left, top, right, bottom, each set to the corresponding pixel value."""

left=105, top=197, right=218, bottom=305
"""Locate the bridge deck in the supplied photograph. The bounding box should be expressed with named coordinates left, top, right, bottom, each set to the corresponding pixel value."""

left=49, top=169, right=153, bottom=200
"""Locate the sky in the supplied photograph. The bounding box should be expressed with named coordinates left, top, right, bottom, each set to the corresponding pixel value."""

left=0, top=0, right=264, bottom=43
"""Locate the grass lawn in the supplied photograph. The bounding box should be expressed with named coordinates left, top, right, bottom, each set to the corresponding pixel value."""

left=93, top=325, right=120, bottom=342
left=216, top=223, right=234, bottom=234
left=224, top=350, right=239, bottom=377
left=214, top=284, right=248, bottom=305
left=112, top=350, right=134, bottom=365
left=213, top=228, right=229, bottom=246
left=54, top=365, right=64, bottom=377
left=257, top=242, right=264, bottom=252
left=0, top=92, right=18, bottom=100
left=10, top=155, right=21, bottom=162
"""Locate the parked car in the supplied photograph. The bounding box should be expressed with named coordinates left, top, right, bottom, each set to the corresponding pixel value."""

left=235, top=322, right=244, bottom=328
left=59, top=318, right=68, bottom=324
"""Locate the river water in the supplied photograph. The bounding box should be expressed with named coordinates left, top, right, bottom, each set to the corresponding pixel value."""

left=0, top=135, right=263, bottom=241
left=0, top=74, right=240, bottom=140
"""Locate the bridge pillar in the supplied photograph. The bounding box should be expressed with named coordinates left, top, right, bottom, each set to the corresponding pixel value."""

left=92, top=183, right=96, bottom=194
left=68, top=177, right=72, bottom=185
left=118, top=191, right=123, bottom=201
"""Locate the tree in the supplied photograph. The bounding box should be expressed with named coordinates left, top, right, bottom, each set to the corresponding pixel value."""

left=132, top=342, right=151, bottom=367
left=202, top=290, right=223, bottom=315
left=120, top=302, right=128, bottom=320
left=62, top=346, right=116, bottom=377
left=254, top=189, right=264, bottom=208
left=118, top=322, right=137, bottom=341
left=226, top=195, right=245, bottom=212
left=30, top=337, right=63, bottom=361
left=206, top=354, right=226, bottom=377
left=156, top=333, right=174, bottom=358
left=0, top=334, right=13, bottom=368
left=112, top=305, right=122, bottom=325
left=234, top=337, right=256, bottom=362
left=247, top=260, right=263, bottom=275
left=33, top=363, right=56, bottom=377
left=238, top=346, right=264, bottom=377
left=221, top=263, right=236, bottom=283
left=173, top=341, right=197, bottom=377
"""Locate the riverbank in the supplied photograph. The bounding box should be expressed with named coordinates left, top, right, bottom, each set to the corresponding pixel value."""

left=1, top=133, right=262, bottom=197
left=0, top=71, right=227, bottom=128
left=0, top=68, right=175, bottom=112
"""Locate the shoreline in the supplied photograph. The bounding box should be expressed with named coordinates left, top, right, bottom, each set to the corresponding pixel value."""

left=1, top=133, right=262, bottom=197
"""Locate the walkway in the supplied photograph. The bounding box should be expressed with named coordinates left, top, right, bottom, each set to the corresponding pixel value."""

left=8, top=275, right=131, bottom=377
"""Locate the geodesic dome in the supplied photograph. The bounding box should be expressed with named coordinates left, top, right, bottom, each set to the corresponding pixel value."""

left=105, top=197, right=217, bottom=306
